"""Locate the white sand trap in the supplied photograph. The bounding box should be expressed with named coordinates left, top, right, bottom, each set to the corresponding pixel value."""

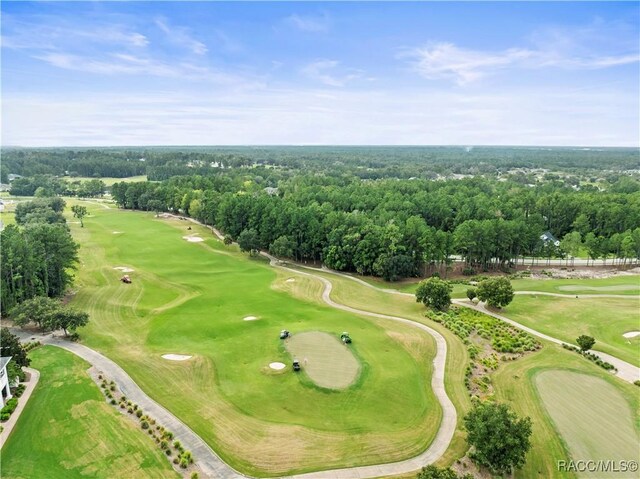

left=243, top=316, right=258, bottom=321
left=269, top=362, right=286, bottom=370
left=113, top=266, right=135, bottom=273
left=286, top=278, right=296, bottom=283
left=622, top=331, right=640, bottom=339
left=183, top=235, right=204, bottom=243
left=112, top=231, right=123, bottom=234
left=162, top=354, right=192, bottom=361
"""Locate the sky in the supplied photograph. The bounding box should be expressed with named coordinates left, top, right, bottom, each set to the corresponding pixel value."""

left=1, top=1, right=639, bottom=147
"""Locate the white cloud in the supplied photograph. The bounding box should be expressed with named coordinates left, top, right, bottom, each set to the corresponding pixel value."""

left=301, top=60, right=362, bottom=87
left=403, top=39, right=639, bottom=85
left=284, top=13, right=330, bottom=33
left=154, top=17, right=207, bottom=55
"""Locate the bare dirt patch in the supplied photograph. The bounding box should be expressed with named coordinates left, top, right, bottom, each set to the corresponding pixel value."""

left=161, top=354, right=192, bottom=361
left=285, top=331, right=360, bottom=390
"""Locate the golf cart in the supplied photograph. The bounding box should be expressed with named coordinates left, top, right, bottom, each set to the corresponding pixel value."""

left=280, top=330, right=290, bottom=339
left=292, top=359, right=301, bottom=371
left=340, top=332, right=352, bottom=344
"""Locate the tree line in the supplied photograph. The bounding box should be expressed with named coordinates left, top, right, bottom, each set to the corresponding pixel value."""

left=110, top=172, right=640, bottom=280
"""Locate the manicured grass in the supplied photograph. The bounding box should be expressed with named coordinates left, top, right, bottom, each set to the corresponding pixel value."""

left=511, top=275, right=640, bottom=295
left=492, top=343, right=640, bottom=479
left=1, top=346, right=178, bottom=479
left=67, top=205, right=440, bottom=476
left=535, top=370, right=639, bottom=478
left=503, top=295, right=640, bottom=366
left=68, top=175, right=148, bottom=186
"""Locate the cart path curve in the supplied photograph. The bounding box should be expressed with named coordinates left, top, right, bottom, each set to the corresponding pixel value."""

left=286, top=263, right=639, bottom=383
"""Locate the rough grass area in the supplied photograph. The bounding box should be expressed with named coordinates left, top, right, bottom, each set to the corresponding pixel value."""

left=504, top=295, right=640, bottom=366
left=66, top=204, right=440, bottom=476
left=285, top=331, right=361, bottom=390
left=535, top=370, right=639, bottom=478
left=0, top=346, right=178, bottom=479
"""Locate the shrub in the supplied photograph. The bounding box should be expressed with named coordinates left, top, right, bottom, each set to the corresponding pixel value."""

left=13, top=384, right=26, bottom=398
left=68, top=332, right=80, bottom=342
left=98, top=374, right=103, bottom=380
left=180, top=459, right=188, bottom=469
left=634, top=380, right=640, bottom=387
left=110, top=399, right=117, bottom=405
left=109, top=385, right=115, bottom=391
left=174, top=440, right=182, bottom=449
left=133, top=404, right=138, bottom=411
left=462, top=267, right=476, bottom=276
left=0, top=412, right=10, bottom=421
left=173, top=457, right=179, bottom=465
left=191, top=473, right=199, bottom=479
left=165, top=448, right=172, bottom=456
left=1, top=398, right=18, bottom=415
left=127, top=407, right=134, bottom=413
left=119, top=403, right=126, bottom=409
left=160, top=440, right=168, bottom=450
left=141, top=421, right=149, bottom=429
left=120, top=395, right=126, bottom=402
left=136, top=409, right=143, bottom=418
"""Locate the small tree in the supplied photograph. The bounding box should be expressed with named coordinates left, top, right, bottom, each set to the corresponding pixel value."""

left=476, top=277, right=514, bottom=308
left=237, top=228, right=261, bottom=256
left=466, top=288, right=477, bottom=301
left=223, top=236, right=233, bottom=245
left=269, top=235, right=295, bottom=259
left=0, top=328, right=31, bottom=367
left=147, top=200, right=164, bottom=217
left=576, top=335, right=595, bottom=352
left=71, top=205, right=88, bottom=227
left=464, top=402, right=532, bottom=475
left=9, top=296, right=61, bottom=331
left=51, top=308, right=90, bottom=336
left=415, top=277, right=453, bottom=311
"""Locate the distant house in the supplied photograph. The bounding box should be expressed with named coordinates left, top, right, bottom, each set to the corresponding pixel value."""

left=0, top=184, right=10, bottom=192
left=0, top=357, right=13, bottom=408
left=7, top=174, right=22, bottom=182
left=264, top=187, right=279, bottom=196
left=540, top=231, right=560, bottom=247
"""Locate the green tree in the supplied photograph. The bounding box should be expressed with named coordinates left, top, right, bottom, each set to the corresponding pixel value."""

left=415, top=277, right=452, bottom=311
left=464, top=402, right=532, bottom=475
left=71, top=205, right=88, bottom=227
left=237, top=228, right=261, bottom=256
left=576, top=335, right=595, bottom=352
left=0, top=328, right=31, bottom=367
left=269, top=235, right=295, bottom=259
left=477, top=277, right=514, bottom=308
left=9, top=296, right=61, bottom=331
left=50, top=308, right=90, bottom=336
left=466, top=288, right=477, bottom=301
left=147, top=200, right=164, bottom=216
left=223, top=236, right=233, bottom=246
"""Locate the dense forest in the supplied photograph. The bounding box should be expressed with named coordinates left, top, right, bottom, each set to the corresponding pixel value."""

left=0, top=198, right=78, bottom=314
left=109, top=172, right=640, bottom=280
left=3, top=146, right=639, bottom=183
left=4, top=146, right=639, bottom=281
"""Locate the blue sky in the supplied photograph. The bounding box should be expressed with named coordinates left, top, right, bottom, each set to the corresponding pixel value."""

left=2, top=1, right=639, bottom=146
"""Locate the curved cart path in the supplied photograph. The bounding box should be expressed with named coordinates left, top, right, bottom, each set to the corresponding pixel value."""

left=260, top=253, right=457, bottom=479
left=291, top=264, right=639, bottom=383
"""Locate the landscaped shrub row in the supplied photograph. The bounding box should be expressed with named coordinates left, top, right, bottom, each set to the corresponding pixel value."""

left=430, top=308, right=541, bottom=353
left=0, top=398, right=19, bottom=421
left=97, top=373, right=197, bottom=474
left=561, top=343, right=617, bottom=371
left=13, top=384, right=26, bottom=398
left=22, top=341, right=41, bottom=352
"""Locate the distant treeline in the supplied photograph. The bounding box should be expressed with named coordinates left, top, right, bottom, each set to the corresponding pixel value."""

left=110, top=172, right=640, bottom=280
left=3, top=146, right=639, bottom=183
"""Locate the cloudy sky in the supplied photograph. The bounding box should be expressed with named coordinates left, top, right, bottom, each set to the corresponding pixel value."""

left=2, top=1, right=638, bottom=146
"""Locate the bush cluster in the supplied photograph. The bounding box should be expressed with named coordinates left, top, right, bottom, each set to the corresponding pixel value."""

left=561, top=343, right=617, bottom=371
left=0, top=398, right=19, bottom=421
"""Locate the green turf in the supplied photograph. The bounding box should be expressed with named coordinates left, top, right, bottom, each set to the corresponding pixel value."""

left=503, top=295, right=640, bottom=366
left=66, top=205, right=441, bottom=476
left=492, top=343, right=640, bottom=479
left=0, top=346, right=178, bottom=479
left=511, top=276, right=640, bottom=295
left=535, top=370, right=639, bottom=478
left=69, top=175, right=148, bottom=186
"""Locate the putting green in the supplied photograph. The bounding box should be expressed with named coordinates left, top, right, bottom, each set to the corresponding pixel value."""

left=285, top=331, right=360, bottom=390
left=66, top=203, right=440, bottom=476
left=535, top=370, right=639, bottom=478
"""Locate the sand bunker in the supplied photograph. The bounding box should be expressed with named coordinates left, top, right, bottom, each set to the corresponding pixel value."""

left=286, top=278, right=296, bottom=283
left=113, top=266, right=135, bottom=273
left=622, top=331, right=640, bottom=339
left=269, top=362, right=286, bottom=370
left=243, top=316, right=259, bottom=321
left=162, top=354, right=192, bottom=361
left=112, top=231, right=123, bottom=234
left=183, top=235, right=204, bottom=243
